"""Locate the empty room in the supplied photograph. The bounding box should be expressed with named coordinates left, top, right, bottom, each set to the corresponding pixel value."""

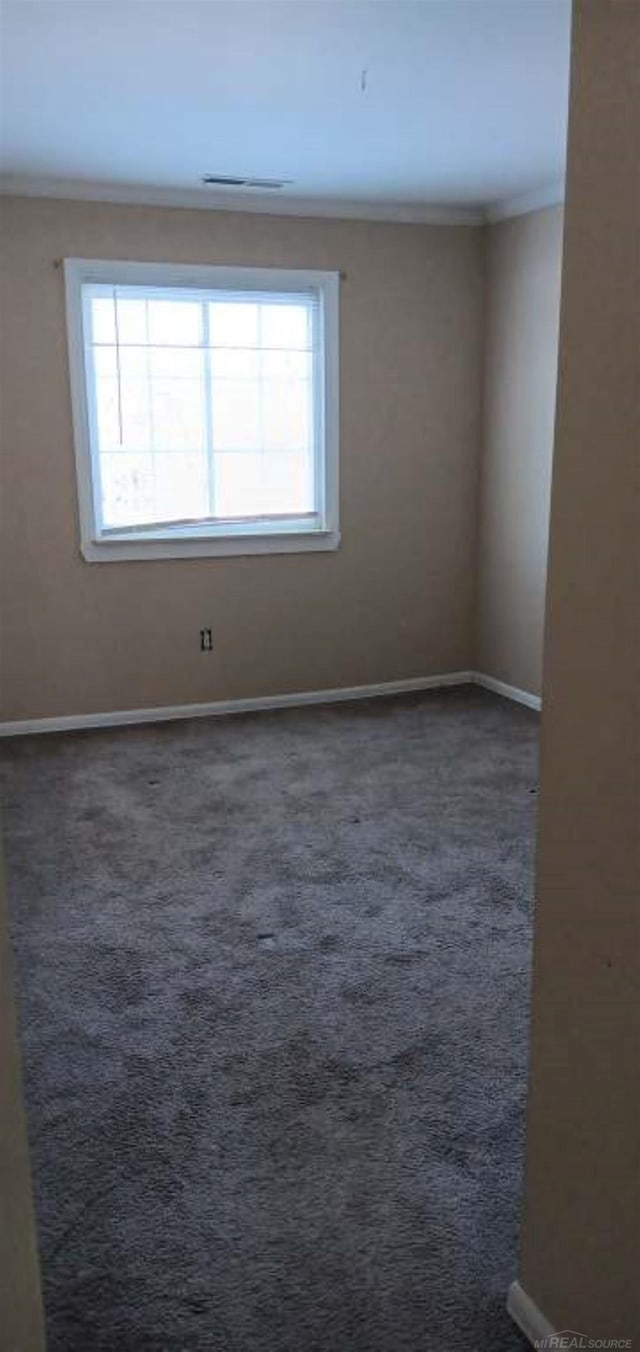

left=1, top=2, right=638, bottom=1350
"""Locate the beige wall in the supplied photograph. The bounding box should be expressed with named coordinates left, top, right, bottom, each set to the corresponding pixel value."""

left=475, top=205, right=563, bottom=697
left=0, top=852, right=45, bottom=1351
left=519, top=0, right=640, bottom=1339
left=0, top=198, right=484, bottom=722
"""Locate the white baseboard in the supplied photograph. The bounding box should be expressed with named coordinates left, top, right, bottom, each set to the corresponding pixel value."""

left=507, top=1279, right=557, bottom=1345
left=0, top=671, right=473, bottom=738
left=0, top=668, right=541, bottom=738
left=472, top=672, right=541, bottom=711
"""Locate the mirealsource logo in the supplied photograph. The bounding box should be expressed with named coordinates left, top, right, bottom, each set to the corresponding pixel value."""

left=535, top=1335, right=633, bottom=1351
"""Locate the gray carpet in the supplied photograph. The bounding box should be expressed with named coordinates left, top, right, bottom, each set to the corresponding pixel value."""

left=1, top=687, right=536, bottom=1352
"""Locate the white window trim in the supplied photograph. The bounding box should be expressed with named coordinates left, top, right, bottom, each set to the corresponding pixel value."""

left=64, top=258, right=340, bottom=561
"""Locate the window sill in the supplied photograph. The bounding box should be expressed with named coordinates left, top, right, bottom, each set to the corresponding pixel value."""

left=81, top=528, right=341, bottom=562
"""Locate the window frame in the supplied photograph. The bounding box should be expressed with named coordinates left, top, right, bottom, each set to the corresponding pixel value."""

left=64, top=258, right=340, bottom=561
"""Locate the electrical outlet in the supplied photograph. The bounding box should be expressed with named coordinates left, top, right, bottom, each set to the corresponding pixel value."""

left=200, top=628, right=213, bottom=652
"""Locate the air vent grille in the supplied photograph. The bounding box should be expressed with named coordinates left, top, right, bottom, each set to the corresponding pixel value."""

left=202, top=175, right=291, bottom=191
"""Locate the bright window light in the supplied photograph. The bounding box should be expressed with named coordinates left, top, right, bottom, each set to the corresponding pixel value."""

left=64, top=261, right=339, bottom=561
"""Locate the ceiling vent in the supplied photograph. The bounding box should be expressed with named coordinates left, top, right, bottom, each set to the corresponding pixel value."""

left=202, top=175, right=292, bottom=190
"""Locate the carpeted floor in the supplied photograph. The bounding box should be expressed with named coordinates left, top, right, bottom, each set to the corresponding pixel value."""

left=1, top=687, right=536, bottom=1352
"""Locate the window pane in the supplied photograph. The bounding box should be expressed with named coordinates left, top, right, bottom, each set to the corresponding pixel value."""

left=212, top=380, right=260, bottom=452
left=115, top=298, right=147, bottom=344
left=95, top=378, right=121, bottom=450
left=211, top=348, right=260, bottom=381
left=91, top=297, right=116, bottom=344
left=100, top=453, right=155, bottom=526
left=149, top=347, right=202, bottom=380
left=262, top=381, right=312, bottom=452
left=209, top=301, right=259, bottom=348
left=260, top=302, right=310, bottom=350
left=215, top=453, right=263, bottom=518
left=262, top=350, right=311, bottom=381
left=261, top=452, right=314, bottom=514
left=153, top=453, right=208, bottom=520
left=147, top=300, right=201, bottom=347
left=93, top=346, right=117, bottom=379
left=120, top=379, right=151, bottom=451
left=119, top=347, right=148, bottom=380
left=151, top=379, right=204, bottom=452
left=213, top=451, right=314, bottom=520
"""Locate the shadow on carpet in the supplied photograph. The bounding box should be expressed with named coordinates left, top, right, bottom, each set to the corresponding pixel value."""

left=1, top=687, right=536, bottom=1351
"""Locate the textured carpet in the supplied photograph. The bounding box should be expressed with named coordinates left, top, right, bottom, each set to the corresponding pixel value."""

left=2, top=687, right=536, bottom=1352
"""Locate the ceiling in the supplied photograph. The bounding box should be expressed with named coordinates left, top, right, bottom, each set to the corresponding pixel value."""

left=0, top=0, right=571, bottom=222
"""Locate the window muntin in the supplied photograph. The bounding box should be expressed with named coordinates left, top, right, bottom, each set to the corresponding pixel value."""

left=65, top=262, right=339, bottom=560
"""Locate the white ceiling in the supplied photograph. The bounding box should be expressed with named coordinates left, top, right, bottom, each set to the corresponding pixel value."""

left=0, top=0, right=571, bottom=221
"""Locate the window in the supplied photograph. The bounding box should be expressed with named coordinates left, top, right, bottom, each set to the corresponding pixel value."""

left=64, top=260, right=339, bottom=560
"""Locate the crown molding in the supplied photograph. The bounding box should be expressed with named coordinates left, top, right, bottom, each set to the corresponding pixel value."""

left=0, top=173, right=566, bottom=228
left=0, top=175, right=485, bottom=226
left=485, top=180, right=565, bottom=224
